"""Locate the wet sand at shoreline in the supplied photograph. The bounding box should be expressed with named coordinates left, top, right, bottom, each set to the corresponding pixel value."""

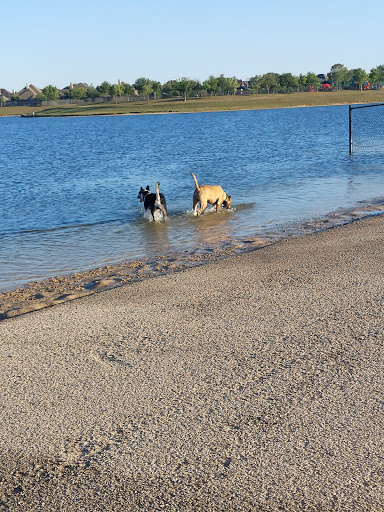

left=1, top=201, right=383, bottom=321
left=0, top=211, right=383, bottom=510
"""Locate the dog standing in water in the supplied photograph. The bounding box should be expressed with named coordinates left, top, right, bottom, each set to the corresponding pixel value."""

left=137, top=182, right=167, bottom=221
left=190, top=172, right=232, bottom=216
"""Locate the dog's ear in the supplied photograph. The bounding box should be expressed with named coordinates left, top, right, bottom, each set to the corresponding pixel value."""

left=227, top=195, right=231, bottom=200
left=146, top=185, right=150, bottom=191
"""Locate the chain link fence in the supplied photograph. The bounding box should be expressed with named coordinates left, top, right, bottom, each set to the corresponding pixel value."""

left=349, top=103, right=384, bottom=154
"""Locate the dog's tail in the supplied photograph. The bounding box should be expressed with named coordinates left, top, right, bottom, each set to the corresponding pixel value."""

left=190, top=172, right=200, bottom=190
left=155, top=182, right=161, bottom=207
left=155, top=182, right=167, bottom=220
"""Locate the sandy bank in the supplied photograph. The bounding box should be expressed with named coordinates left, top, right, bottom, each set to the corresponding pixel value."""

left=0, top=213, right=383, bottom=510
left=1, top=201, right=383, bottom=321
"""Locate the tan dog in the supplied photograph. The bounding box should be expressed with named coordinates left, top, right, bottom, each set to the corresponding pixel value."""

left=190, top=172, right=232, bottom=216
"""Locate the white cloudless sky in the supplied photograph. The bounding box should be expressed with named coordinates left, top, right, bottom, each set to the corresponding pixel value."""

left=2, top=0, right=384, bottom=92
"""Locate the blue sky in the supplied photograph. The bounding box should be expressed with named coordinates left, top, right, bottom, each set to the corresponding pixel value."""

left=2, top=0, right=383, bottom=92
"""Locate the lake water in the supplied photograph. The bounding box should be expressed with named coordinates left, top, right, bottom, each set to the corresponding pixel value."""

left=1, top=106, right=384, bottom=292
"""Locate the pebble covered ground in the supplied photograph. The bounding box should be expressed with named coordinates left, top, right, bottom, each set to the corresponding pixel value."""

left=0, top=214, right=383, bottom=511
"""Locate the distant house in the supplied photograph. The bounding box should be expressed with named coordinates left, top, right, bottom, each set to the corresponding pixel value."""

left=60, top=82, right=89, bottom=92
left=59, top=82, right=90, bottom=98
left=317, top=74, right=332, bottom=90
left=16, top=84, right=42, bottom=100
left=0, top=88, right=12, bottom=101
left=237, top=79, right=249, bottom=94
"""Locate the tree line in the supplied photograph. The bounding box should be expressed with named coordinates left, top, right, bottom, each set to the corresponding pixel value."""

left=248, top=64, right=384, bottom=93
left=4, top=63, right=384, bottom=103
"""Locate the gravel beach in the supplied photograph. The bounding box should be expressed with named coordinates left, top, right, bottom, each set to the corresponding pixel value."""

left=0, top=214, right=383, bottom=511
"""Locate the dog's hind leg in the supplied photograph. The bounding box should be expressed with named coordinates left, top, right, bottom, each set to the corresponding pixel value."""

left=157, top=204, right=167, bottom=220
left=197, top=200, right=207, bottom=216
left=192, top=192, right=200, bottom=216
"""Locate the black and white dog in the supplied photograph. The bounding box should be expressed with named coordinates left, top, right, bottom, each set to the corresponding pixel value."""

left=137, top=182, right=167, bottom=222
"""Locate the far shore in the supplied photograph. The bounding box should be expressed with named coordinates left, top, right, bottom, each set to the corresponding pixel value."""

left=1, top=89, right=384, bottom=118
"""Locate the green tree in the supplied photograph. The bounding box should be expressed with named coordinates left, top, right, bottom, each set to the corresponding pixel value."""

left=328, top=64, right=348, bottom=90
left=35, top=93, right=47, bottom=104
left=259, top=73, right=279, bottom=94
left=225, top=76, right=239, bottom=95
left=177, top=77, right=195, bottom=101
left=161, top=80, right=179, bottom=97
left=0, top=95, right=6, bottom=106
left=216, top=75, right=239, bottom=95
left=11, top=94, right=20, bottom=101
left=141, top=81, right=154, bottom=101
left=376, top=65, right=384, bottom=82
left=249, top=75, right=262, bottom=94
left=42, top=85, right=59, bottom=100
left=203, top=75, right=219, bottom=95
left=122, top=83, right=135, bottom=96
left=96, top=81, right=111, bottom=97
left=369, top=67, right=380, bottom=88
left=369, top=65, right=384, bottom=88
left=152, top=81, right=162, bottom=99
left=305, top=72, right=322, bottom=91
left=349, top=68, right=368, bottom=91
left=85, top=86, right=98, bottom=99
left=217, top=74, right=227, bottom=94
left=110, top=84, right=124, bottom=99
left=133, top=77, right=151, bottom=95
left=298, top=74, right=307, bottom=91
left=65, top=87, right=86, bottom=99
left=278, top=73, right=299, bottom=92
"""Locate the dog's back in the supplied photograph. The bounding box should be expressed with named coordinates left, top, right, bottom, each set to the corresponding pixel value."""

left=190, top=172, right=224, bottom=197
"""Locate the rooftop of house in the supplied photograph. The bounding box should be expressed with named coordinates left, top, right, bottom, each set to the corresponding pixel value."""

left=0, top=89, right=12, bottom=99
left=61, top=82, right=89, bottom=90
left=16, top=84, right=42, bottom=100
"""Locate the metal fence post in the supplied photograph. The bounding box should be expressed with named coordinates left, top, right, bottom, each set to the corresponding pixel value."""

left=349, top=104, right=353, bottom=155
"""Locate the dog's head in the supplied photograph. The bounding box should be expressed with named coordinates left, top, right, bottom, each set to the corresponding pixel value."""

left=138, top=185, right=150, bottom=202
left=223, top=195, right=232, bottom=209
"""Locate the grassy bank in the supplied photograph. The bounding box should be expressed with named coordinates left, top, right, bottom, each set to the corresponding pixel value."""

left=1, top=90, right=384, bottom=117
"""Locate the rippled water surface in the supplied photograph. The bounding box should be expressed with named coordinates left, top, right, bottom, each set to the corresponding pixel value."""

left=1, top=106, right=384, bottom=290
